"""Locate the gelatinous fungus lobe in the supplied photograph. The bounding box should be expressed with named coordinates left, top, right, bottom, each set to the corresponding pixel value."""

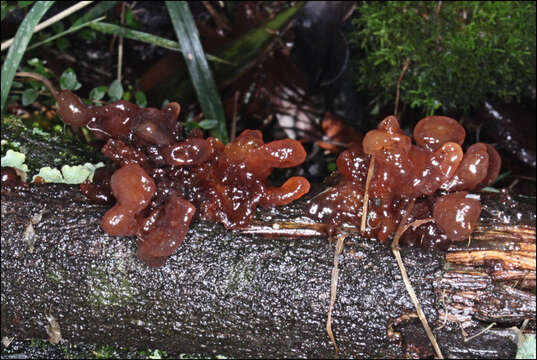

left=137, top=195, right=195, bottom=267
left=433, top=191, right=482, bottom=242
left=195, top=130, right=310, bottom=229
left=413, top=116, right=466, bottom=151
left=101, top=163, right=156, bottom=236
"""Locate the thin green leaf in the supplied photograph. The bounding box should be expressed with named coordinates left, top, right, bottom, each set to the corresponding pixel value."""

left=1, top=3, right=8, bottom=22
left=88, top=22, right=231, bottom=65
left=22, top=88, right=39, bottom=106
left=151, top=2, right=302, bottom=108
left=18, top=1, right=35, bottom=8
left=108, top=79, right=123, bottom=101
left=1, top=1, right=54, bottom=114
left=72, top=1, right=117, bottom=27
left=166, top=1, right=229, bottom=142
left=184, top=121, right=200, bottom=130
left=27, top=16, right=106, bottom=51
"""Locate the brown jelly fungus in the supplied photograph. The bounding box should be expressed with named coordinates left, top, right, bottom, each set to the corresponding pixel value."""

left=433, top=191, right=482, bottom=242
left=309, top=115, right=500, bottom=247
left=50, top=87, right=310, bottom=266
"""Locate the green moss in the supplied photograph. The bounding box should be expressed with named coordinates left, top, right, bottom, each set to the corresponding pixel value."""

left=29, top=338, right=49, bottom=348
left=47, top=266, right=66, bottom=284
left=351, top=1, right=536, bottom=113
left=87, top=266, right=134, bottom=308
left=2, top=116, right=105, bottom=176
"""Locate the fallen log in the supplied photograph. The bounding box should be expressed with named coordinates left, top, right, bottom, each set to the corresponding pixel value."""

left=1, top=182, right=535, bottom=358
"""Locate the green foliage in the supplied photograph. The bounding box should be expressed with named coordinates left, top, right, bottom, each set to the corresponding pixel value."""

left=22, top=88, right=38, bottom=105
left=351, top=1, right=536, bottom=113
left=1, top=1, right=54, bottom=114
left=89, top=86, right=108, bottom=102
left=108, top=79, right=124, bottom=101
left=59, top=67, right=82, bottom=91
left=135, top=90, right=147, bottom=108
left=166, top=1, right=229, bottom=142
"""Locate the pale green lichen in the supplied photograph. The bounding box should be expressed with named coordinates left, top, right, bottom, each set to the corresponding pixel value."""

left=1, top=149, right=29, bottom=173
left=2, top=148, right=105, bottom=184
left=32, top=162, right=105, bottom=184
left=517, top=334, right=536, bottom=359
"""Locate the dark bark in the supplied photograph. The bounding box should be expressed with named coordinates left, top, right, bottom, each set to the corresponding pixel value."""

left=1, top=183, right=535, bottom=358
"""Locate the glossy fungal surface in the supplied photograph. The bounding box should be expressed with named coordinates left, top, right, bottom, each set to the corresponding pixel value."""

left=309, top=115, right=501, bottom=246
left=51, top=89, right=310, bottom=266
left=433, top=191, right=482, bottom=242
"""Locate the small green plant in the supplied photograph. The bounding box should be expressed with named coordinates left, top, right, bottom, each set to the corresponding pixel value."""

left=351, top=1, right=536, bottom=114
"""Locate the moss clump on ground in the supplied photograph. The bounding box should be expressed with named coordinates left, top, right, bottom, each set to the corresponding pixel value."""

left=351, top=1, right=536, bottom=114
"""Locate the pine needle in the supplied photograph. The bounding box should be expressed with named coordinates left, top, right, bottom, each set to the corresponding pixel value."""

left=361, top=156, right=375, bottom=233
left=391, top=199, right=443, bottom=358
left=326, top=234, right=345, bottom=357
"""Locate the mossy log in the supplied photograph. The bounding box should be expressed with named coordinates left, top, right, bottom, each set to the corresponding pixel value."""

left=1, top=181, right=535, bottom=358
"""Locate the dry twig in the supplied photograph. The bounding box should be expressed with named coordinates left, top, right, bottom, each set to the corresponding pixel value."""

left=391, top=199, right=444, bottom=359
left=394, top=58, right=411, bottom=117
left=326, top=234, right=346, bottom=357
left=1, top=2, right=94, bottom=51
left=361, top=157, right=375, bottom=233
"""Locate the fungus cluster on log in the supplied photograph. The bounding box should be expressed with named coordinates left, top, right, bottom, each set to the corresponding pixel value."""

left=308, top=115, right=501, bottom=249
left=7, top=73, right=503, bottom=266
left=43, top=84, right=311, bottom=266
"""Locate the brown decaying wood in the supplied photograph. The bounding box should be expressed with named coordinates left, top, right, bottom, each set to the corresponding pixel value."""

left=446, top=250, right=535, bottom=270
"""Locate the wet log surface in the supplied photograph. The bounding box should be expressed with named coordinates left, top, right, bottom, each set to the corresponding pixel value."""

left=1, top=182, right=535, bottom=358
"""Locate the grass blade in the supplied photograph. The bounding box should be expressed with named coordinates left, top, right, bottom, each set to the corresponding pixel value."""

left=1, top=1, right=54, bottom=114
left=72, top=0, right=116, bottom=27
left=27, top=16, right=106, bottom=51
left=1, top=1, right=93, bottom=51
left=165, top=1, right=228, bottom=142
left=88, top=22, right=231, bottom=65
left=151, top=2, right=303, bottom=108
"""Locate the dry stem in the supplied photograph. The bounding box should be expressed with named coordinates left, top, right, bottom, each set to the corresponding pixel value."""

left=446, top=250, right=535, bottom=270
left=392, top=199, right=443, bottom=358
left=117, top=1, right=125, bottom=82
left=326, top=234, right=346, bottom=357
left=394, top=57, right=411, bottom=117
left=361, top=157, right=375, bottom=233
left=15, top=72, right=58, bottom=98
left=1, top=2, right=94, bottom=51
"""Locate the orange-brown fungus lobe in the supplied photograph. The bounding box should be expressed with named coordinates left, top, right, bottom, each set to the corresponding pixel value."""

left=161, top=129, right=310, bottom=229
left=309, top=115, right=500, bottom=247
left=433, top=192, right=482, bottom=242
left=137, top=195, right=196, bottom=267
left=413, top=116, right=466, bottom=151
left=52, top=88, right=309, bottom=266
left=101, top=164, right=156, bottom=236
